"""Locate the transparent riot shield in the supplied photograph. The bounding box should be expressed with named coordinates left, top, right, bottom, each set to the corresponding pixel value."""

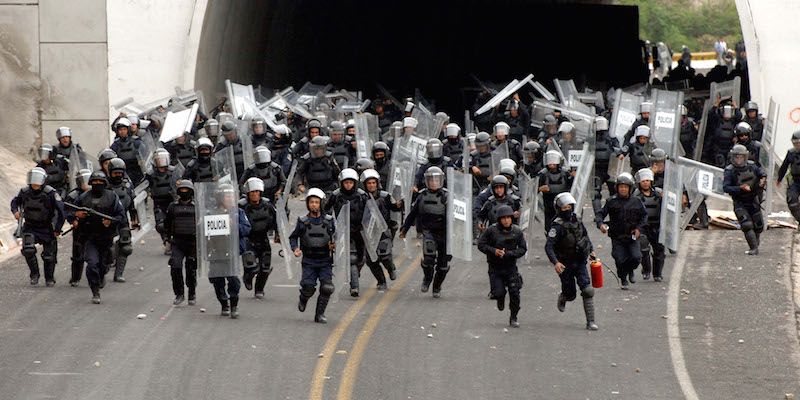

left=658, top=160, right=684, bottom=252
left=518, top=173, right=534, bottom=230
left=235, top=119, right=254, bottom=169
left=761, top=98, right=782, bottom=219
left=212, top=146, right=238, bottom=184
left=333, top=202, right=351, bottom=302
left=354, top=113, right=372, bottom=160
left=516, top=172, right=531, bottom=208
left=432, top=113, right=449, bottom=139
left=694, top=77, right=742, bottom=159
left=225, top=79, right=258, bottom=120
left=491, top=142, right=509, bottom=176
left=569, top=143, right=595, bottom=217
left=275, top=194, right=298, bottom=280
left=609, top=89, right=643, bottom=141
left=411, top=106, right=435, bottom=139
left=446, top=168, right=473, bottom=261
left=171, top=161, right=185, bottom=195
left=159, top=103, right=199, bottom=144
left=68, top=147, right=98, bottom=190
left=387, top=137, right=416, bottom=219
left=524, top=176, right=546, bottom=264
left=677, top=157, right=731, bottom=231
left=606, top=155, right=630, bottom=181
left=137, top=133, right=157, bottom=178
left=131, top=191, right=152, bottom=242
left=554, top=79, right=579, bottom=104
left=283, top=159, right=298, bottom=196
left=474, top=74, right=535, bottom=116
left=195, top=181, right=241, bottom=278
left=361, top=197, right=389, bottom=262
left=648, top=89, right=684, bottom=159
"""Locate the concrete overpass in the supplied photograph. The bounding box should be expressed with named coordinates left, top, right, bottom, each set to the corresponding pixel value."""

left=0, top=0, right=798, bottom=158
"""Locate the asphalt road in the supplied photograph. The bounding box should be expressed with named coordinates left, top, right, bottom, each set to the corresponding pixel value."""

left=0, top=198, right=798, bottom=400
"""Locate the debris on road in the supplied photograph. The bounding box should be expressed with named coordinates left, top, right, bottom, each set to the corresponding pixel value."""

left=136, top=314, right=146, bottom=319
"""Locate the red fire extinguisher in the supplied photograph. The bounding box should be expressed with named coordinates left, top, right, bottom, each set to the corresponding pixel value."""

left=590, top=258, right=604, bottom=288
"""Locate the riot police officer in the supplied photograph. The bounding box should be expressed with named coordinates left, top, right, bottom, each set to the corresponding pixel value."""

left=164, top=180, right=198, bottom=305
left=537, top=150, right=574, bottom=232
left=741, top=101, right=765, bottom=141
left=707, top=102, right=741, bottom=167
left=328, top=121, right=354, bottom=168
left=555, top=122, right=584, bottom=161
left=53, top=126, right=81, bottom=161
left=251, top=116, right=269, bottom=147
left=36, top=144, right=69, bottom=197
left=270, top=124, right=295, bottom=175
left=110, top=117, right=144, bottom=185
left=354, top=158, right=374, bottom=182
left=633, top=169, right=665, bottom=281
left=98, top=148, right=117, bottom=176
left=624, top=125, right=652, bottom=174
left=10, top=167, right=65, bottom=286
left=325, top=169, right=370, bottom=296
left=477, top=175, right=522, bottom=228
left=297, top=136, right=341, bottom=195
left=400, top=167, right=450, bottom=298
left=182, top=138, right=215, bottom=183
left=522, top=141, right=543, bottom=177
left=164, top=132, right=197, bottom=167
left=497, top=99, right=530, bottom=143
left=372, top=141, right=392, bottom=189
left=470, top=132, right=494, bottom=194
left=477, top=205, right=527, bottom=327
left=623, top=101, right=652, bottom=145
left=74, top=171, right=126, bottom=303
left=65, top=169, right=92, bottom=286
left=289, top=188, right=337, bottom=323
left=214, top=120, right=246, bottom=179
left=146, top=149, right=176, bottom=254
left=537, top=114, right=559, bottom=147
left=292, top=118, right=324, bottom=160
left=595, top=172, right=647, bottom=289
left=239, top=146, right=286, bottom=202
left=107, top=158, right=136, bottom=282
left=593, top=116, right=623, bottom=212
left=679, top=105, right=698, bottom=158
left=733, top=122, right=763, bottom=167
left=239, top=178, right=278, bottom=299
left=204, top=118, right=221, bottom=146
left=492, top=122, right=523, bottom=167
left=545, top=193, right=598, bottom=330
left=360, top=170, right=402, bottom=288
left=413, top=139, right=454, bottom=192
left=442, top=123, right=465, bottom=161
left=777, top=130, right=800, bottom=224
left=723, top=144, right=766, bottom=255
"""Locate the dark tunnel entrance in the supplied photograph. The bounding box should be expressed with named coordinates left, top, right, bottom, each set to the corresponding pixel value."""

left=198, top=0, right=647, bottom=116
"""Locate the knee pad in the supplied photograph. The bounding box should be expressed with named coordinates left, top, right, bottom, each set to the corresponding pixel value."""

left=564, top=293, right=578, bottom=302
left=637, top=234, right=650, bottom=251
left=21, top=234, right=36, bottom=257
left=118, top=229, right=133, bottom=256
left=300, top=284, right=316, bottom=298
left=436, top=262, right=450, bottom=272
left=740, top=220, right=754, bottom=232
left=377, top=236, right=392, bottom=257
left=752, top=211, right=764, bottom=233
left=319, top=280, right=335, bottom=296
left=422, top=238, right=437, bottom=257
left=242, top=251, right=257, bottom=270
left=581, top=286, right=595, bottom=298
left=508, top=273, right=522, bottom=290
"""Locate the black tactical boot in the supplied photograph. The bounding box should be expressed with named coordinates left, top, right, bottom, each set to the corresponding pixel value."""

left=230, top=297, right=239, bottom=319
left=254, top=272, right=269, bottom=299
left=173, top=295, right=185, bottom=305
left=641, top=253, right=652, bottom=280
left=510, top=308, right=520, bottom=328
left=584, top=297, right=598, bottom=330
left=113, top=258, right=126, bottom=283
left=220, top=299, right=230, bottom=316
left=298, top=294, right=310, bottom=312
left=91, top=286, right=101, bottom=304
left=497, top=295, right=505, bottom=311
left=557, top=294, right=567, bottom=312
left=243, top=271, right=254, bottom=291
left=315, top=296, right=329, bottom=324
left=384, top=258, right=397, bottom=280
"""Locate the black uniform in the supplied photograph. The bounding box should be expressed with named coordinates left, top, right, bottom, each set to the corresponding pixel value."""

left=777, top=148, right=800, bottom=223
left=623, top=117, right=649, bottom=145
left=164, top=139, right=197, bottom=167
left=625, top=141, right=652, bottom=173
left=289, top=213, right=337, bottom=321
left=477, top=193, right=522, bottom=227
left=182, top=156, right=215, bottom=183
left=111, top=135, right=144, bottom=184
left=536, top=166, right=574, bottom=232
left=477, top=222, right=527, bottom=320
left=633, top=187, right=666, bottom=280
left=325, top=187, right=370, bottom=293
left=679, top=116, right=698, bottom=158
left=10, top=186, right=65, bottom=284
left=239, top=162, right=286, bottom=202
left=374, top=157, right=392, bottom=189
left=75, top=188, right=126, bottom=295
left=109, top=177, right=136, bottom=282
left=64, top=187, right=88, bottom=284
left=545, top=212, right=595, bottom=307
left=593, top=130, right=621, bottom=212
left=164, top=198, right=198, bottom=300
left=214, top=136, right=246, bottom=179
left=364, top=190, right=403, bottom=286
left=492, top=139, right=523, bottom=167
left=298, top=152, right=341, bottom=194
left=413, top=157, right=454, bottom=190
left=401, top=188, right=450, bottom=294
left=470, top=150, right=494, bottom=194
left=146, top=166, right=176, bottom=244
left=723, top=161, right=766, bottom=251
left=239, top=197, right=277, bottom=296
left=742, top=115, right=765, bottom=142
left=595, top=194, right=648, bottom=286
left=328, top=137, right=355, bottom=169
left=442, top=137, right=465, bottom=162
left=36, top=158, right=69, bottom=197
left=706, top=107, right=742, bottom=167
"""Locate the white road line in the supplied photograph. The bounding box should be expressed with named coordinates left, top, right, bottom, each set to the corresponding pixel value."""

left=667, top=235, right=700, bottom=400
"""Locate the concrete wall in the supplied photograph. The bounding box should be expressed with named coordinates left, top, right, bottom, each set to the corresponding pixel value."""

left=735, top=0, right=800, bottom=158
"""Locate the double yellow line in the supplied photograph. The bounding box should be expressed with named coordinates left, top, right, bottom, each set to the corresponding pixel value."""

left=308, top=251, right=423, bottom=400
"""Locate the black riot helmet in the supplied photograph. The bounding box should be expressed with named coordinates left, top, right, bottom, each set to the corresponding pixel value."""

left=490, top=175, right=509, bottom=198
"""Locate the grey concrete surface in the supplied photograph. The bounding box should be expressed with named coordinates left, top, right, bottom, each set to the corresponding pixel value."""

left=39, top=0, right=106, bottom=43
